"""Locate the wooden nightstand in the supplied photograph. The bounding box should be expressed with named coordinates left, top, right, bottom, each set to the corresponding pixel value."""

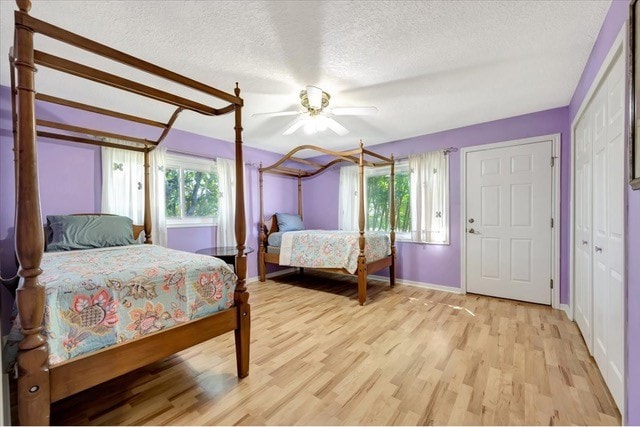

left=196, top=246, right=254, bottom=273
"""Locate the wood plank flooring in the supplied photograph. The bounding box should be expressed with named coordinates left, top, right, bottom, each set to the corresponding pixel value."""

left=41, top=272, right=620, bottom=425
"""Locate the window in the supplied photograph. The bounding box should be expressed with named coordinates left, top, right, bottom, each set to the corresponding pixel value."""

left=366, top=163, right=411, bottom=237
left=165, top=154, right=218, bottom=227
left=339, top=150, right=450, bottom=244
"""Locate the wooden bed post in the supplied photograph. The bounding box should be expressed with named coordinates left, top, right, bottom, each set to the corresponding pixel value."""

left=233, top=83, right=250, bottom=378
left=258, top=165, right=266, bottom=282
left=297, top=173, right=303, bottom=219
left=357, top=140, right=367, bottom=305
left=389, top=155, right=396, bottom=288
left=143, top=148, right=152, bottom=244
left=14, top=0, right=51, bottom=424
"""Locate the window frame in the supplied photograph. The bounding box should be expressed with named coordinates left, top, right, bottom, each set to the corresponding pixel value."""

left=365, top=161, right=412, bottom=240
left=165, top=153, right=218, bottom=228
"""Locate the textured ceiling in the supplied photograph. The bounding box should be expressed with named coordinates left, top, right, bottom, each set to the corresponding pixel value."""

left=0, top=0, right=610, bottom=155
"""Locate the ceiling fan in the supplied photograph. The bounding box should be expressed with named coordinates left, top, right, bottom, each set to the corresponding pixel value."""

left=252, top=85, right=378, bottom=136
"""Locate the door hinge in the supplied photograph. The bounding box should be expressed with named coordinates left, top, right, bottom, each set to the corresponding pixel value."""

left=551, top=218, right=554, bottom=228
left=551, top=156, right=557, bottom=167
left=550, top=279, right=554, bottom=289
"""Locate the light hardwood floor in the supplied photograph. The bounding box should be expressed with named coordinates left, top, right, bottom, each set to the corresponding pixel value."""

left=41, top=272, right=620, bottom=425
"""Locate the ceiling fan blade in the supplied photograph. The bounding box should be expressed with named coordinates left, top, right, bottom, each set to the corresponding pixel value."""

left=326, top=117, right=349, bottom=136
left=330, top=106, right=378, bottom=116
left=252, top=110, right=300, bottom=118
left=283, top=119, right=306, bottom=135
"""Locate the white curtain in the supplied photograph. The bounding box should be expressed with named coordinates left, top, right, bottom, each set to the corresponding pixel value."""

left=149, top=146, right=167, bottom=246
left=101, top=141, right=168, bottom=246
left=409, top=150, right=449, bottom=244
left=216, top=157, right=237, bottom=247
left=338, top=165, right=358, bottom=231
left=338, top=165, right=368, bottom=231
left=101, top=143, right=144, bottom=223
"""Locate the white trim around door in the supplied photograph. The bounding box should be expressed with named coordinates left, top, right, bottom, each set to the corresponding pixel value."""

left=460, top=133, right=561, bottom=308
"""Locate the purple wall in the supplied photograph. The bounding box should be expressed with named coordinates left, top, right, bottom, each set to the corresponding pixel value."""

left=304, top=107, right=570, bottom=300
left=567, top=0, right=638, bottom=422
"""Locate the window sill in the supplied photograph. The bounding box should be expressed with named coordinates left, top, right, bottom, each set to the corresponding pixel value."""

left=167, top=222, right=217, bottom=229
left=395, top=238, right=450, bottom=246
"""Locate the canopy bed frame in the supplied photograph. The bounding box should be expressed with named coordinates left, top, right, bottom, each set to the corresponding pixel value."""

left=9, top=1, right=249, bottom=424
left=258, top=142, right=396, bottom=305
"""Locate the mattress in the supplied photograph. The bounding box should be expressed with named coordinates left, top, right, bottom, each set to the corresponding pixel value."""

left=279, top=230, right=390, bottom=274
left=7, top=244, right=236, bottom=366
left=267, top=245, right=281, bottom=254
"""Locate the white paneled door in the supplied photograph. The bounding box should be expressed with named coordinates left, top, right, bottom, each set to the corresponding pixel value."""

left=591, top=51, right=625, bottom=410
left=574, top=110, right=593, bottom=351
left=572, top=46, right=625, bottom=413
left=465, top=141, right=553, bottom=304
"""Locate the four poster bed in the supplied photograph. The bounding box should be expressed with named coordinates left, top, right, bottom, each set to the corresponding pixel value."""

left=8, top=1, right=250, bottom=425
left=258, top=143, right=397, bottom=305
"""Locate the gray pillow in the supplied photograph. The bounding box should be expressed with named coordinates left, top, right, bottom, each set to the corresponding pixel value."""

left=46, top=215, right=136, bottom=251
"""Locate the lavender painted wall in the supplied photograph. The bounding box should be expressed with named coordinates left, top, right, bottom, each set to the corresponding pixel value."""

left=304, top=107, right=571, bottom=300
left=567, top=0, right=638, bottom=422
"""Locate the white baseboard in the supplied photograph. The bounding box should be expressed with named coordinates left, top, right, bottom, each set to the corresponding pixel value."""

left=368, top=275, right=463, bottom=294
left=247, top=268, right=297, bottom=283
left=560, top=304, right=573, bottom=321
left=247, top=269, right=463, bottom=295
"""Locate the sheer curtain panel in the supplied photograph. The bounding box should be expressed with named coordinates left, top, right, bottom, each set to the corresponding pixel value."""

left=409, top=150, right=449, bottom=244
left=216, top=157, right=238, bottom=248
left=101, top=143, right=144, bottom=224
left=338, top=165, right=360, bottom=231
left=149, top=147, right=167, bottom=246
left=102, top=142, right=168, bottom=245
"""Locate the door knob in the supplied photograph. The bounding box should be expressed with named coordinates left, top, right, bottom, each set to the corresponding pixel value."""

left=468, top=218, right=475, bottom=223
left=469, top=228, right=476, bottom=234
left=582, top=240, right=588, bottom=245
left=595, top=246, right=603, bottom=252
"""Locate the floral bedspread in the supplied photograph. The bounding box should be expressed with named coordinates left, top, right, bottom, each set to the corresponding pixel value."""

left=279, top=230, right=390, bottom=274
left=8, top=245, right=236, bottom=366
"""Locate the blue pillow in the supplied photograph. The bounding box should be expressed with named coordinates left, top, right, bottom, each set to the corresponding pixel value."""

left=46, top=215, right=136, bottom=251
left=275, top=213, right=304, bottom=232
left=267, top=232, right=283, bottom=247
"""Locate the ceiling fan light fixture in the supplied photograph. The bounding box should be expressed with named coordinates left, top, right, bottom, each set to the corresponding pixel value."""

left=256, top=85, right=374, bottom=136
left=306, top=86, right=322, bottom=109
left=300, top=85, right=330, bottom=112
left=303, top=115, right=328, bottom=134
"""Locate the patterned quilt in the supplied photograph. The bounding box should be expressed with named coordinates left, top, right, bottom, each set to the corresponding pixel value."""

left=8, top=245, right=236, bottom=366
left=279, top=230, right=390, bottom=274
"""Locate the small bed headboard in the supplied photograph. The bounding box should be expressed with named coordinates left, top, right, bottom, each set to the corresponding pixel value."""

left=263, top=214, right=279, bottom=236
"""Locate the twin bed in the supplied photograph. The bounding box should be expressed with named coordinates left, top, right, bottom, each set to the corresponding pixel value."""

left=9, top=1, right=249, bottom=424
left=258, top=144, right=397, bottom=305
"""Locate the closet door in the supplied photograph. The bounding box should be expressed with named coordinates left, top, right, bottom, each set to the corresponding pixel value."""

left=574, top=111, right=593, bottom=352
left=592, top=52, right=625, bottom=411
